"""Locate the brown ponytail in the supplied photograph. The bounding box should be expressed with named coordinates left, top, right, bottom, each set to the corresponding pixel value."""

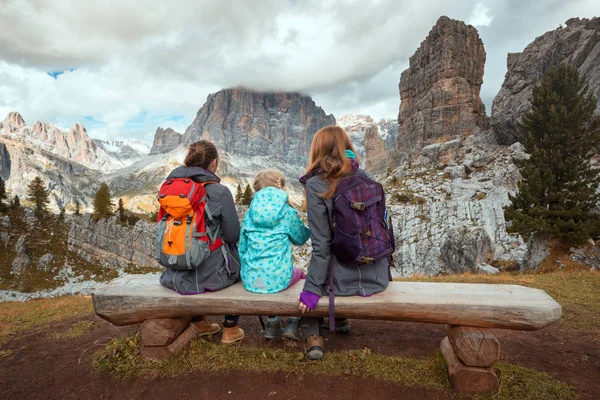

left=184, top=140, right=219, bottom=169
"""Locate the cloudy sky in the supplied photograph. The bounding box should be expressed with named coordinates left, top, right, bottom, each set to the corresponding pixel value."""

left=1, top=0, right=599, bottom=144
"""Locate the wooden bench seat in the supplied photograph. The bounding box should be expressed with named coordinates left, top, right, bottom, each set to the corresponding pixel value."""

left=93, top=274, right=561, bottom=330
left=92, top=274, right=562, bottom=395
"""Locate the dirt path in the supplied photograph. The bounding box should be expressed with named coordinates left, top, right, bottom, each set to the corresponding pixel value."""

left=0, top=315, right=598, bottom=400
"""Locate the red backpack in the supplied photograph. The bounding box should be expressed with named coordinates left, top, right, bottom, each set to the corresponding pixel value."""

left=155, top=178, right=223, bottom=269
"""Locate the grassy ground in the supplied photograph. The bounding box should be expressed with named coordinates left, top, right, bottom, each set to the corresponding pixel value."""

left=0, top=295, right=92, bottom=342
left=93, top=334, right=575, bottom=400
left=2, top=271, right=597, bottom=399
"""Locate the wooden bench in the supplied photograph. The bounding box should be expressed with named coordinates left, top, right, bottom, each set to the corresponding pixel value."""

left=93, top=274, right=562, bottom=395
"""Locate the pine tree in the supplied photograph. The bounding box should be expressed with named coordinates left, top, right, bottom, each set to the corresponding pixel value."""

left=241, top=184, right=254, bottom=206
left=0, top=176, right=7, bottom=212
left=27, top=176, right=51, bottom=217
left=74, top=200, right=81, bottom=215
left=117, top=198, right=126, bottom=223
left=93, top=183, right=114, bottom=221
left=504, top=64, right=600, bottom=245
left=235, top=183, right=243, bottom=204
left=11, top=195, right=20, bottom=209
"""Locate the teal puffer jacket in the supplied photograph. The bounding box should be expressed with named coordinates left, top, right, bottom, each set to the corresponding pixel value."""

left=239, top=187, right=310, bottom=294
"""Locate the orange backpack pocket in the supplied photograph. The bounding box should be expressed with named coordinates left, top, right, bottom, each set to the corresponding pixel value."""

left=162, top=216, right=192, bottom=256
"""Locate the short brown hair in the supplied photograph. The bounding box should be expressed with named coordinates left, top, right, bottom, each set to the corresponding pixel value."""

left=184, top=140, right=219, bottom=169
left=253, top=170, right=286, bottom=192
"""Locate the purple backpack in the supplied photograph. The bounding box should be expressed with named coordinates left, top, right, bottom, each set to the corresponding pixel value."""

left=331, top=174, right=395, bottom=265
left=327, top=174, right=395, bottom=330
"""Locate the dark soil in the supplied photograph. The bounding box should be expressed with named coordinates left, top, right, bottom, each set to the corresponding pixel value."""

left=0, top=315, right=598, bottom=400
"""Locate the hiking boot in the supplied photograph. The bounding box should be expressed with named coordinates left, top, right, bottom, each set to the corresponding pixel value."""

left=262, top=317, right=284, bottom=340
left=322, top=318, right=351, bottom=333
left=191, top=316, right=221, bottom=336
left=282, top=317, right=302, bottom=341
left=221, top=326, right=245, bottom=344
left=306, top=335, right=324, bottom=360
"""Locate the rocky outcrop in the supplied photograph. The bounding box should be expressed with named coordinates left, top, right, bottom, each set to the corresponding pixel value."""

left=0, top=112, right=25, bottom=133
left=379, top=119, right=399, bottom=151
left=68, top=214, right=160, bottom=270
left=569, top=244, right=600, bottom=271
left=364, top=125, right=387, bottom=173
left=37, top=253, right=55, bottom=271
left=337, top=114, right=373, bottom=158
left=182, top=88, right=335, bottom=165
left=1, top=216, right=10, bottom=249
left=440, top=226, right=493, bottom=274
left=387, top=131, right=527, bottom=277
left=337, top=115, right=397, bottom=172
left=397, top=16, right=487, bottom=157
left=492, top=17, right=600, bottom=144
left=0, top=142, right=10, bottom=180
left=11, top=235, right=30, bottom=275
left=149, top=127, right=182, bottom=155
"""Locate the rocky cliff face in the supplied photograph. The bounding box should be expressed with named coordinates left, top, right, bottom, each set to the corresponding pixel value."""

left=182, top=88, right=335, bottom=165
left=68, top=214, right=160, bottom=270
left=387, top=131, right=527, bottom=276
left=397, top=16, right=487, bottom=158
left=0, top=136, right=101, bottom=211
left=337, top=115, right=398, bottom=173
left=491, top=17, right=600, bottom=144
left=364, top=125, right=387, bottom=173
left=149, top=127, right=181, bottom=155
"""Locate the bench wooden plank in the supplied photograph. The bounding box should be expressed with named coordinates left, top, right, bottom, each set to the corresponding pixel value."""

left=92, top=274, right=562, bottom=330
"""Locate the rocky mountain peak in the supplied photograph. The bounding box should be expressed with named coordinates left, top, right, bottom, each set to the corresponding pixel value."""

left=396, top=16, right=487, bottom=158
left=1, top=112, right=26, bottom=133
left=149, top=127, right=182, bottom=155
left=32, top=121, right=45, bottom=134
left=70, top=122, right=87, bottom=138
left=182, top=88, right=335, bottom=165
left=491, top=17, right=600, bottom=144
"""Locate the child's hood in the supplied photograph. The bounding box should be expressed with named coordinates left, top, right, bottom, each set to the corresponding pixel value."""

left=248, top=187, right=289, bottom=228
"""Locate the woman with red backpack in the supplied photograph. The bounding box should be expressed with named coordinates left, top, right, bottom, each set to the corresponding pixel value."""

left=157, top=140, right=244, bottom=344
left=297, top=126, right=393, bottom=360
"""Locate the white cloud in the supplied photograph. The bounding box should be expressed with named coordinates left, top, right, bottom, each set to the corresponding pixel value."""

left=469, top=3, right=494, bottom=27
left=1, top=0, right=599, bottom=142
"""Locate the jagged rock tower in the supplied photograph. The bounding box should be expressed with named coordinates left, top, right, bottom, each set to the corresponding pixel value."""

left=396, top=16, right=487, bottom=157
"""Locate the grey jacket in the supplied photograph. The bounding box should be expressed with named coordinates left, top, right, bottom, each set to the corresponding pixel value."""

left=302, top=170, right=389, bottom=297
left=159, top=166, right=241, bottom=294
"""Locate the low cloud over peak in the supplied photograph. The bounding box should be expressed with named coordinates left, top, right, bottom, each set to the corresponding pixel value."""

left=1, top=0, right=599, bottom=142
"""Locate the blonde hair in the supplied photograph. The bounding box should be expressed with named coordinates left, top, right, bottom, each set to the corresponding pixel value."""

left=305, top=126, right=358, bottom=199
left=253, top=169, right=286, bottom=192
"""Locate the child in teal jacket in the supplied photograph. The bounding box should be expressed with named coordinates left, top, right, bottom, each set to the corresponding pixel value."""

left=239, top=170, right=310, bottom=340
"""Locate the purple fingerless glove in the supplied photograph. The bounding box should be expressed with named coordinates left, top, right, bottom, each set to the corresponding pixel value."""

left=299, top=290, right=321, bottom=310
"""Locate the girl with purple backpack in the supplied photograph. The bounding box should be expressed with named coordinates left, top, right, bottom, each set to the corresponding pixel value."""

left=297, top=126, right=392, bottom=360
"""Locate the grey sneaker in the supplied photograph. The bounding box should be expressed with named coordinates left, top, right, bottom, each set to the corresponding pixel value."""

left=282, top=317, right=302, bottom=341
left=263, top=317, right=283, bottom=340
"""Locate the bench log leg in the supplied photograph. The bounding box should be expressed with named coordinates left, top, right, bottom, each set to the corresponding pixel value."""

left=140, top=317, right=198, bottom=361
left=441, top=326, right=500, bottom=395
